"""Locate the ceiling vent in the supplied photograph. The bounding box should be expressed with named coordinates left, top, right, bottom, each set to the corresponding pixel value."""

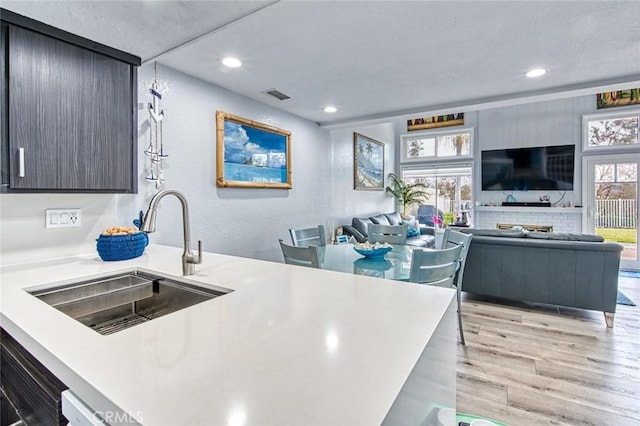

left=265, top=89, right=291, bottom=101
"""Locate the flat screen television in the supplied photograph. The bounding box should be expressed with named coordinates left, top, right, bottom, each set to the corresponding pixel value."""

left=481, top=144, right=575, bottom=191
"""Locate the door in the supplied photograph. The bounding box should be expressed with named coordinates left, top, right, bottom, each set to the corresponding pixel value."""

left=8, top=25, right=134, bottom=191
left=584, top=154, right=640, bottom=270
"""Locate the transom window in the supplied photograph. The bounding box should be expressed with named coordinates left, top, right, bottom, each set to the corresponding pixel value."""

left=583, top=110, right=640, bottom=151
left=595, top=163, right=637, bottom=183
left=401, top=128, right=473, bottom=162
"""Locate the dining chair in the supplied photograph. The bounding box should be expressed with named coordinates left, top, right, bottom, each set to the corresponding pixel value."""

left=279, top=239, right=320, bottom=268
left=409, top=245, right=464, bottom=343
left=409, top=245, right=462, bottom=287
left=441, top=228, right=473, bottom=345
left=289, top=225, right=326, bottom=247
left=368, top=223, right=408, bottom=245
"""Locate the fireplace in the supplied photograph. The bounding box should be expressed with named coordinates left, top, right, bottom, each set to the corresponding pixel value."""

left=473, top=206, right=583, bottom=233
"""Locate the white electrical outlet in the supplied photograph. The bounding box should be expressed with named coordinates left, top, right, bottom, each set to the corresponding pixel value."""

left=46, top=209, right=82, bottom=229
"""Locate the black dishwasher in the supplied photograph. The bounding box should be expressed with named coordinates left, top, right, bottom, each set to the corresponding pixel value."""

left=1, top=388, right=23, bottom=426
left=0, top=328, right=68, bottom=426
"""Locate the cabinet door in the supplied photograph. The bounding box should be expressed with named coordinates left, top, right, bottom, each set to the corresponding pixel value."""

left=8, top=25, right=134, bottom=191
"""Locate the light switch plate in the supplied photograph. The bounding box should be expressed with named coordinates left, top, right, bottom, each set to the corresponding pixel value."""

left=46, top=209, right=81, bottom=228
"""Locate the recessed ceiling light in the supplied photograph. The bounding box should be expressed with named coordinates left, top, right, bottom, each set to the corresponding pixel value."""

left=222, top=57, right=242, bottom=68
left=324, top=106, right=337, bottom=113
left=525, top=68, right=548, bottom=78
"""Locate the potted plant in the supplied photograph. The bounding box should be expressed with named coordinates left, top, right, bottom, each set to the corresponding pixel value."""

left=443, top=212, right=456, bottom=226
left=385, top=173, right=429, bottom=216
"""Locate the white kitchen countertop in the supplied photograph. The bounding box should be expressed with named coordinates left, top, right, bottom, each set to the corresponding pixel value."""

left=0, top=244, right=454, bottom=426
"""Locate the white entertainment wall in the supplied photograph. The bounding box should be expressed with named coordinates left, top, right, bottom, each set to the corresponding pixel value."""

left=473, top=95, right=597, bottom=233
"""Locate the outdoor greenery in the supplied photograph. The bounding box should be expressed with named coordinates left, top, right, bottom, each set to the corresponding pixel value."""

left=443, top=212, right=456, bottom=224
left=433, top=175, right=472, bottom=201
left=385, top=173, right=429, bottom=215
left=596, top=228, right=637, bottom=243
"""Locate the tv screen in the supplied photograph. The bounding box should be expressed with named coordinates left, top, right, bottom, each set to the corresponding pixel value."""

left=481, top=145, right=575, bottom=191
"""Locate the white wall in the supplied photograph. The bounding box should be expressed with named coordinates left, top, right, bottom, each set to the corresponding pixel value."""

left=475, top=96, right=594, bottom=206
left=380, top=96, right=601, bottom=209
left=117, top=63, right=332, bottom=262
left=0, top=62, right=626, bottom=266
left=0, top=194, right=118, bottom=265
left=328, top=123, right=396, bottom=229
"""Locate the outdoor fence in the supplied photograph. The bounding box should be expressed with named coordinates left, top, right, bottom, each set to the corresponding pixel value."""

left=597, top=199, right=637, bottom=228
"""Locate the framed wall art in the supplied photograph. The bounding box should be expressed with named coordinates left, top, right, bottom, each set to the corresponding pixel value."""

left=336, top=235, right=349, bottom=244
left=407, top=113, right=464, bottom=131
left=216, top=111, right=292, bottom=189
left=596, top=89, right=640, bottom=109
left=353, top=132, right=384, bottom=191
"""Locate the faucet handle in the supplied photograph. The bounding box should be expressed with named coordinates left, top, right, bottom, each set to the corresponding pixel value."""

left=194, top=240, right=203, bottom=264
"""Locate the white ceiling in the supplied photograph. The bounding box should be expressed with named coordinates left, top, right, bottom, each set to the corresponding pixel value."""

left=3, top=1, right=640, bottom=126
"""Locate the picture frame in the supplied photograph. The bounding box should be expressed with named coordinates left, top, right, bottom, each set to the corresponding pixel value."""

left=596, top=89, right=640, bottom=109
left=216, top=110, right=292, bottom=189
left=407, top=113, right=464, bottom=131
left=336, top=235, right=349, bottom=244
left=353, top=132, right=384, bottom=190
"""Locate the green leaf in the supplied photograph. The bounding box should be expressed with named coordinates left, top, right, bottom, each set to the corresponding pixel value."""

left=385, top=173, right=429, bottom=214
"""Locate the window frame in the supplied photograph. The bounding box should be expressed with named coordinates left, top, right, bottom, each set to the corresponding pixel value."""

left=399, top=162, right=475, bottom=218
left=582, top=108, right=640, bottom=153
left=400, top=127, right=474, bottom=163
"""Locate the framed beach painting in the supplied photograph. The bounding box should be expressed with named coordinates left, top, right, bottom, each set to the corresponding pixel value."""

left=216, top=111, right=292, bottom=189
left=353, top=133, right=384, bottom=190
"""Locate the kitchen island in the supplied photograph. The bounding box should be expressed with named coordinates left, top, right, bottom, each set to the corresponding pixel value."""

left=0, top=244, right=456, bottom=425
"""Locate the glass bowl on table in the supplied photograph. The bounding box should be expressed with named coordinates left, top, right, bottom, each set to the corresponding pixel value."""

left=353, top=258, right=393, bottom=274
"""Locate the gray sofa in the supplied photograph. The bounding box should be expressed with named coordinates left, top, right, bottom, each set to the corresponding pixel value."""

left=342, top=212, right=435, bottom=247
left=459, top=229, right=624, bottom=327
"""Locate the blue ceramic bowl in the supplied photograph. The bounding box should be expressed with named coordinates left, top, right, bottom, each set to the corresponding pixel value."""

left=353, top=246, right=393, bottom=259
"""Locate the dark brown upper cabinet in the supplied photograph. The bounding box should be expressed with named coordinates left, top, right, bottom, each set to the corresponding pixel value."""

left=1, top=9, right=141, bottom=193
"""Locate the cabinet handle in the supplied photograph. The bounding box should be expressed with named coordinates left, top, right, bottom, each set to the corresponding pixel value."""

left=18, top=147, right=25, bottom=178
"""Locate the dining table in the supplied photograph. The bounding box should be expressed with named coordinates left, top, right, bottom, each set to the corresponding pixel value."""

left=317, top=243, right=418, bottom=281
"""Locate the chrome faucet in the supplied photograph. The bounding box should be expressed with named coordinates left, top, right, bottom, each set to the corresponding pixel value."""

left=142, top=189, right=202, bottom=275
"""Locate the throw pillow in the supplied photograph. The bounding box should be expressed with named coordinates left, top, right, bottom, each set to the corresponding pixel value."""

left=385, top=212, right=403, bottom=225
left=369, top=214, right=391, bottom=225
left=527, top=232, right=605, bottom=242
left=526, top=231, right=550, bottom=239
left=571, top=233, right=605, bottom=242
left=462, top=229, right=527, bottom=238
left=404, top=220, right=421, bottom=238
left=352, top=217, right=373, bottom=237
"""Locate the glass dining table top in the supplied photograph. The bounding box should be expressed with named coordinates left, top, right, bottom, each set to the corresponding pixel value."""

left=317, top=243, right=417, bottom=281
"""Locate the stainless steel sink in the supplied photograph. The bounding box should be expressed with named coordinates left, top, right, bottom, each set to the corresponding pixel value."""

left=29, top=270, right=231, bottom=335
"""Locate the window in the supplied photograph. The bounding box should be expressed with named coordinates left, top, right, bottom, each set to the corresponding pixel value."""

left=401, top=165, right=473, bottom=224
left=399, top=127, right=474, bottom=224
left=401, top=128, right=473, bottom=162
left=594, top=162, right=637, bottom=229
left=583, top=110, right=640, bottom=151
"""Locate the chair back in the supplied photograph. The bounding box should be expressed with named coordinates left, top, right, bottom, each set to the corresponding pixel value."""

left=289, top=225, right=326, bottom=247
left=409, top=245, right=463, bottom=287
left=442, top=229, right=473, bottom=288
left=368, top=223, right=408, bottom=245
left=279, top=239, right=320, bottom=268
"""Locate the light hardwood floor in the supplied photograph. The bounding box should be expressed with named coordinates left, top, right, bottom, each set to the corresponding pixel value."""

left=456, top=275, right=640, bottom=425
